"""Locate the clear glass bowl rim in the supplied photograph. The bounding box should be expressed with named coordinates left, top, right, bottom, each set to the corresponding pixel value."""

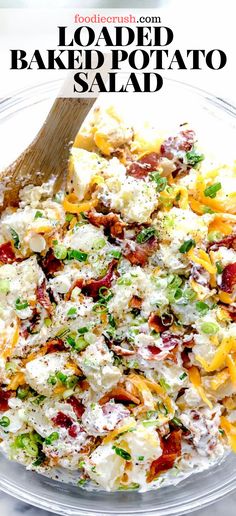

left=0, top=77, right=236, bottom=516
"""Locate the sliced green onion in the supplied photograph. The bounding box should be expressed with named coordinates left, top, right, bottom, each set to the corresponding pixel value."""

left=10, top=228, right=20, bottom=249
left=65, top=213, right=74, bottom=222
left=17, top=386, right=30, bottom=400
left=112, top=446, right=131, bottom=461
left=54, top=244, right=67, bottom=260
left=179, top=372, right=187, bottom=380
left=92, top=302, right=108, bottom=314
left=15, top=298, right=29, bottom=310
left=67, top=249, right=87, bottom=262
left=98, top=286, right=113, bottom=302
left=74, top=337, right=89, bottom=352
left=136, top=227, right=156, bottom=244
left=66, top=375, right=79, bottom=388
left=48, top=375, right=57, bottom=386
left=94, top=238, right=106, bottom=250
left=179, top=239, right=196, bottom=254
left=150, top=171, right=167, bottom=192
left=208, top=231, right=222, bottom=243
left=204, top=182, right=222, bottom=198
left=108, top=313, right=116, bottom=328
left=117, top=277, right=132, bottom=286
left=201, top=322, right=219, bottom=335
left=185, top=150, right=205, bottom=167
left=77, top=327, right=89, bottom=335
left=216, top=261, right=223, bottom=274
left=109, top=249, right=122, bottom=259
left=0, top=279, right=10, bottom=294
left=203, top=206, right=215, bottom=214
left=183, top=288, right=197, bottom=301
left=67, top=307, right=77, bottom=318
left=159, top=378, right=170, bottom=391
left=34, top=211, right=43, bottom=219
left=45, top=432, right=59, bottom=445
left=196, top=301, right=209, bottom=315
left=0, top=416, right=10, bottom=427
left=15, top=434, right=39, bottom=457
left=138, top=456, right=144, bottom=461
left=171, top=417, right=183, bottom=427
left=142, top=420, right=160, bottom=428
left=56, top=371, right=67, bottom=384
left=44, top=318, right=52, bottom=327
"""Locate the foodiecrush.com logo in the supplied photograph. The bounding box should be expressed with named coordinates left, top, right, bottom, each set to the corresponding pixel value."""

left=9, top=9, right=227, bottom=96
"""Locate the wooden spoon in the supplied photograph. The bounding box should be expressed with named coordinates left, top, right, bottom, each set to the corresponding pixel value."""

left=0, top=95, right=96, bottom=211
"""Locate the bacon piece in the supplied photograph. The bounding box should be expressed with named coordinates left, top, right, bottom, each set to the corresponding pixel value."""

left=82, top=260, right=117, bottom=299
left=41, top=249, right=63, bottom=276
left=221, top=263, right=236, bottom=293
left=124, top=237, right=158, bottom=267
left=127, top=152, right=160, bottom=179
left=36, top=279, right=53, bottom=315
left=67, top=396, right=85, bottom=419
left=0, top=242, right=16, bottom=264
left=46, top=338, right=66, bottom=354
left=68, top=424, right=78, bottom=438
left=161, top=130, right=195, bottom=160
left=52, top=411, right=73, bottom=429
left=147, top=430, right=182, bottom=482
left=208, top=234, right=236, bottom=251
left=148, top=313, right=166, bottom=333
left=99, top=386, right=140, bottom=406
left=0, top=389, right=14, bottom=412
left=147, top=332, right=180, bottom=362
left=87, top=211, right=125, bottom=238
left=129, top=295, right=143, bottom=310
left=65, top=278, right=84, bottom=301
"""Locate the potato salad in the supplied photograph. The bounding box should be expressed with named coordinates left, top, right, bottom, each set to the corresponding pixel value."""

left=0, top=105, right=236, bottom=492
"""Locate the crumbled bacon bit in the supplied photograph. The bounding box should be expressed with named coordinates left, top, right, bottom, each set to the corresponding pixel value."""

left=147, top=345, right=161, bottom=356
left=129, top=295, right=143, bottom=310
left=161, top=130, right=195, bottom=160
left=148, top=313, right=166, bottom=333
left=41, top=249, right=63, bottom=276
left=181, top=349, right=192, bottom=369
left=67, top=396, right=85, bottom=419
left=36, top=279, right=53, bottom=315
left=208, top=234, right=236, bottom=251
left=87, top=211, right=125, bottom=239
left=99, top=386, right=140, bottom=406
left=127, top=152, right=160, bottom=179
left=46, top=338, right=66, bottom=354
left=220, top=263, right=236, bottom=293
left=82, top=260, right=117, bottom=299
left=124, top=237, right=158, bottom=267
left=147, top=429, right=182, bottom=482
left=0, top=242, right=16, bottom=264
left=68, top=424, right=78, bottom=438
left=52, top=411, right=73, bottom=428
left=0, top=389, right=14, bottom=412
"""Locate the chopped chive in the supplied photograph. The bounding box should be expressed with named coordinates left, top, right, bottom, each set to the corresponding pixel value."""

left=109, top=249, right=121, bottom=259
left=56, top=371, right=67, bottom=384
left=179, top=372, right=187, bottom=380
left=216, top=261, right=223, bottom=274
left=65, top=213, right=74, bottom=222
left=77, top=327, right=89, bottom=335
left=48, top=375, right=57, bottom=386
left=44, top=318, right=52, bottom=327
left=0, top=279, right=10, bottom=294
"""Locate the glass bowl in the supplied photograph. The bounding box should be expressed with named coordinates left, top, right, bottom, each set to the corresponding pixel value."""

left=0, top=79, right=236, bottom=515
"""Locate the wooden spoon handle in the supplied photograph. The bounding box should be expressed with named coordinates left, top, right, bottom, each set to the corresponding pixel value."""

left=0, top=96, right=95, bottom=209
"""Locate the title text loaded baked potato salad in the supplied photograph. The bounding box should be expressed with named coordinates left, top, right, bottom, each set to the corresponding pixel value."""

left=0, top=106, right=236, bottom=492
